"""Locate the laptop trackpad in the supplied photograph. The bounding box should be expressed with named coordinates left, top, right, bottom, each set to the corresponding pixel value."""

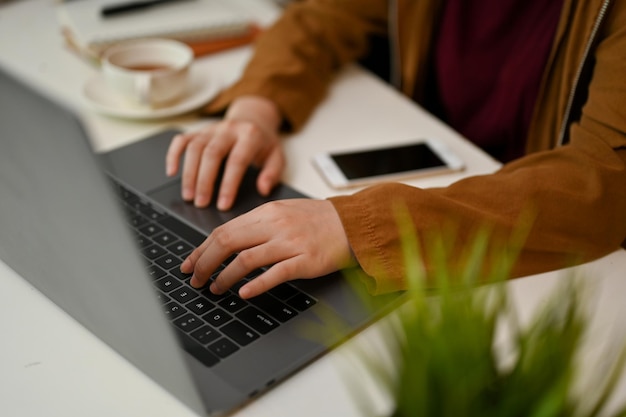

left=101, top=127, right=309, bottom=234
left=148, top=181, right=248, bottom=235
left=147, top=170, right=308, bottom=236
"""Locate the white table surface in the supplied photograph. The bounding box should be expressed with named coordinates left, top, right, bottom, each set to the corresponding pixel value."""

left=1, top=1, right=625, bottom=416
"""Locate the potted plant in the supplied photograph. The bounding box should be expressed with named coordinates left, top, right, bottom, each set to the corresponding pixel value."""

left=340, top=213, right=626, bottom=417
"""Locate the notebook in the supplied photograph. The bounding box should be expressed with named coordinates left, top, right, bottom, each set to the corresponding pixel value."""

left=57, top=0, right=262, bottom=63
left=0, top=65, right=401, bottom=415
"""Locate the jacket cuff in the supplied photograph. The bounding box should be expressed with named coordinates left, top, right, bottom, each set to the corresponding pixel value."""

left=328, top=185, right=411, bottom=294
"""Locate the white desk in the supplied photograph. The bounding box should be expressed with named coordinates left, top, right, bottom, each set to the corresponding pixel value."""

left=1, top=1, right=625, bottom=416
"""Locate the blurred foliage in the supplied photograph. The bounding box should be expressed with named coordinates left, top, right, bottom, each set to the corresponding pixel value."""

left=342, top=207, right=626, bottom=417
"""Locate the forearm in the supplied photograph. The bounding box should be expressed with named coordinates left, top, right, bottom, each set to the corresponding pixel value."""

left=203, top=0, right=388, bottom=131
left=329, top=137, right=626, bottom=294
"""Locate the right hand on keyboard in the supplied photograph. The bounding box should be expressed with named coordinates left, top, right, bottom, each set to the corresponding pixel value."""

left=181, top=199, right=356, bottom=299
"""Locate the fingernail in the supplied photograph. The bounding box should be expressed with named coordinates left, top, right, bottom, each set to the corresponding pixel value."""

left=182, top=188, right=193, bottom=201
left=259, top=179, right=271, bottom=196
left=189, top=275, right=199, bottom=288
left=195, top=194, right=208, bottom=208
left=210, top=282, right=221, bottom=294
left=217, top=196, right=229, bottom=211
left=239, top=285, right=251, bottom=299
left=181, top=258, right=191, bottom=273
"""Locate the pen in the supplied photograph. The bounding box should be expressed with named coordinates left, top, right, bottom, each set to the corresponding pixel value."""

left=101, top=0, right=191, bottom=18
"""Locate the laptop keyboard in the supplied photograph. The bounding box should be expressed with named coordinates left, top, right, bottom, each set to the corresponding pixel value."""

left=110, top=180, right=317, bottom=367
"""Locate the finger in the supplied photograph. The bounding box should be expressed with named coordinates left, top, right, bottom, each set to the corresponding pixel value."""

left=210, top=241, right=290, bottom=294
left=238, top=257, right=305, bottom=299
left=193, top=131, right=235, bottom=208
left=186, top=242, right=228, bottom=289
left=183, top=221, right=240, bottom=284
left=256, top=147, right=285, bottom=196
left=180, top=232, right=214, bottom=274
left=165, top=133, right=194, bottom=176
left=216, top=134, right=262, bottom=211
left=187, top=213, right=271, bottom=287
left=180, top=134, right=214, bottom=202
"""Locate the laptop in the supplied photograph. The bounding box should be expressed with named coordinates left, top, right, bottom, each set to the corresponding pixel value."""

left=0, top=65, right=401, bottom=415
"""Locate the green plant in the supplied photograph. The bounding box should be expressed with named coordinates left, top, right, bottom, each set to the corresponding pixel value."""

left=340, top=210, right=626, bottom=417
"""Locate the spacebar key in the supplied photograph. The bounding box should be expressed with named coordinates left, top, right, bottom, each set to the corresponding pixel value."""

left=173, top=328, right=220, bottom=367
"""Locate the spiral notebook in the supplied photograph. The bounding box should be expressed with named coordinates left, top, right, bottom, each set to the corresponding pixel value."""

left=57, top=0, right=263, bottom=64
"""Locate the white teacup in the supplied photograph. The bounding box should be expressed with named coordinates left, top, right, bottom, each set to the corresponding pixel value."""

left=101, top=39, right=194, bottom=108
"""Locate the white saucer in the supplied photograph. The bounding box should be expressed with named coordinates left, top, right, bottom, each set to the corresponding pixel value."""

left=83, top=71, right=221, bottom=120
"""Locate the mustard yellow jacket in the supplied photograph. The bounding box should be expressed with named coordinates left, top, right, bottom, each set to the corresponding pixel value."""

left=206, top=0, right=626, bottom=293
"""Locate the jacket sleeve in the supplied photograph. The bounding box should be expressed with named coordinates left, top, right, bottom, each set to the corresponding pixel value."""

left=329, top=4, right=626, bottom=294
left=202, top=0, right=388, bottom=131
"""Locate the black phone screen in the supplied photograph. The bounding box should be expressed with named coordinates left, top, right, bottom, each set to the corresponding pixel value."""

left=330, top=142, right=446, bottom=180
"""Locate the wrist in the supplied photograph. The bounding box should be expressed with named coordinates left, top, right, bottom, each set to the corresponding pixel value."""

left=225, top=95, right=282, bottom=135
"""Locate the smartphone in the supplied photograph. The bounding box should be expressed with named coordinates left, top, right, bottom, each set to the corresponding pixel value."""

left=312, top=138, right=464, bottom=189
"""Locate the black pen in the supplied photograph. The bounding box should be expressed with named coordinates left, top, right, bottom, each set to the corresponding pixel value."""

left=101, top=0, right=190, bottom=18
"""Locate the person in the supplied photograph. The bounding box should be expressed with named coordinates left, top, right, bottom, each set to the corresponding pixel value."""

left=165, top=0, right=626, bottom=300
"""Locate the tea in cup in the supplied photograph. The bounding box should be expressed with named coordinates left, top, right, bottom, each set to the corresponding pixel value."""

left=101, top=39, right=194, bottom=108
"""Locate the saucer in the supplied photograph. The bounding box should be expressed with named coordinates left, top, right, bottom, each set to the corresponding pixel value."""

left=83, top=70, right=221, bottom=120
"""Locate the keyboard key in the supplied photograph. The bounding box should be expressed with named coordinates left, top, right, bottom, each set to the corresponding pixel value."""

left=190, top=325, right=221, bottom=345
left=117, top=185, right=136, bottom=202
left=171, top=268, right=191, bottom=281
left=200, top=287, right=227, bottom=303
left=155, top=253, right=182, bottom=270
left=153, top=231, right=177, bottom=246
left=221, top=321, right=259, bottom=346
left=129, top=214, right=148, bottom=228
left=147, top=264, right=167, bottom=280
left=186, top=297, right=214, bottom=316
left=218, top=295, right=248, bottom=313
left=142, top=244, right=167, bottom=260
left=173, top=313, right=203, bottom=333
left=203, top=308, right=232, bottom=327
left=269, top=283, right=299, bottom=300
left=162, top=301, right=185, bottom=320
left=170, top=286, right=199, bottom=304
left=167, top=241, right=193, bottom=257
left=174, top=329, right=220, bottom=367
left=127, top=198, right=150, bottom=212
left=249, top=293, right=297, bottom=322
left=134, top=233, right=152, bottom=248
left=154, top=276, right=183, bottom=292
left=236, top=307, right=278, bottom=334
left=139, top=205, right=167, bottom=221
left=139, top=223, right=162, bottom=237
left=208, top=338, right=239, bottom=359
left=287, top=293, right=317, bottom=311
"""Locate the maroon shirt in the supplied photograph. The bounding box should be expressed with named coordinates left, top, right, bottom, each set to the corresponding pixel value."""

left=432, top=0, right=564, bottom=162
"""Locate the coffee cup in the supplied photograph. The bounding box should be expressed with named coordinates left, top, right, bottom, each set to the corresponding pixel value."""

left=101, top=39, right=194, bottom=108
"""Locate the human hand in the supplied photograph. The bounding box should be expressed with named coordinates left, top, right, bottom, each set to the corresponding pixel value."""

left=165, top=96, right=285, bottom=211
left=181, top=199, right=355, bottom=299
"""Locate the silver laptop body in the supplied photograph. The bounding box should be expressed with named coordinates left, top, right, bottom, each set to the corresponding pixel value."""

left=0, top=65, right=400, bottom=415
